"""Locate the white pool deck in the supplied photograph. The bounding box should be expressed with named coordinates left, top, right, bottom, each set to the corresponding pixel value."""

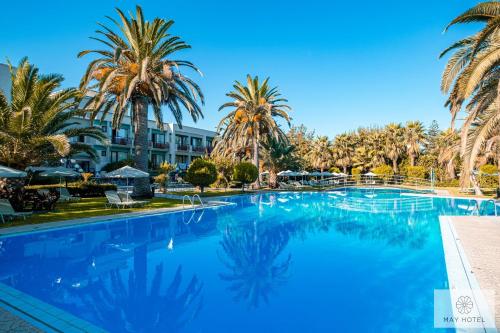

left=440, top=216, right=500, bottom=332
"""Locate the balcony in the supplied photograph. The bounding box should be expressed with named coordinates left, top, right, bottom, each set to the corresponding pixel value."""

left=112, top=137, right=131, bottom=145
left=176, top=144, right=190, bottom=152
left=149, top=142, right=169, bottom=150
left=191, top=145, right=207, bottom=154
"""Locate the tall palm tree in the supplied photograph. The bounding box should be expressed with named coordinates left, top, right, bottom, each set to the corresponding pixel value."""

left=436, top=129, right=461, bottom=181
left=0, top=58, right=106, bottom=169
left=404, top=121, right=426, bottom=166
left=79, top=6, right=204, bottom=196
left=384, top=123, right=405, bottom=173
left=261, top=137, right=297, bottom=188
left=331, top=133, right=354, bottom=173
left=441, top=2, right=500, bottom=189
left=306, top=136, right=332, bottom=173
left=215, top=75, right=291, bottom=187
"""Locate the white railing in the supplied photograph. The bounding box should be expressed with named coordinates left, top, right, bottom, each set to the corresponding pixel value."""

left=328, top=193, right=435, bottom=213
left=302, top=175, right=434, bottom=192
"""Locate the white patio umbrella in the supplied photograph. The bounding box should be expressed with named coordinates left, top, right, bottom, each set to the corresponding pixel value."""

left=0, top=165, right=27, bottom=178
left=38, top=167, right=80, bottom=178
left=364, top=172, right=377, bottom=177
left=338, top=172, right=348, bottom=177
left=106, top=166, right=149, bottom=201
left=260, top=171, right=270, bottom=175
left=27, top=166, right=81, bottom=186
left=321, top=171, right=333, bottom=177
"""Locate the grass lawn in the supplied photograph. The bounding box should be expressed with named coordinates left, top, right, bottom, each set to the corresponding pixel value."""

left=3, top=197, right=182, bottom=227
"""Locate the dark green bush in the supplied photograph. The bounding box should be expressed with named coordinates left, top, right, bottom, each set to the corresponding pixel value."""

left=479, top=164, right=498, bottom=188
left=26, top=183, right=117, bottom=197
left=233, top=162, right=258, bottom=190
left=185, top=158, right=217, bottom=193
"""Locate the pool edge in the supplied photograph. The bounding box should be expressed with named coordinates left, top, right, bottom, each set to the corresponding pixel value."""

left=439, top=216, right=498, bottom=333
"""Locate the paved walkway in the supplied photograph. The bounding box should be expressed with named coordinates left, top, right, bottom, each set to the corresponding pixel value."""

left=0, top=307, right=42, bottom=332
left=449, top=216, right=500, bottom=327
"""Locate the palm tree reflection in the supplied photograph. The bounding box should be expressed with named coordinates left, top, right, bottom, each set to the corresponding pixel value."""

left=218, top=222, right=293, bottom=308
left=80, top=244, right=203, bottom=332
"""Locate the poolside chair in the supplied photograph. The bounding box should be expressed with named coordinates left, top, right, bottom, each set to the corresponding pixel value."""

left=105, top=191, right=147, bottom=209
left=278, top=182, right=294, bottom=189
left=0, top=199, right=32, bottom=223
left=291, top=181, right=307, bottom=188
left=58, top=187, right=80, bottom=202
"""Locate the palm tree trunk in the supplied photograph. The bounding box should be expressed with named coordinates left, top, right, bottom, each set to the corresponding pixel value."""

left=252, top=129, right=260, bottom=188
left=409, top=154, right=415, bottom=167
left=269, top=170, right=277, bottom=188
left=343, top=166, right=347, bottom=174
left=392, top=159, right=398, bottom=173
left=132, top=96, right=151, bottom=198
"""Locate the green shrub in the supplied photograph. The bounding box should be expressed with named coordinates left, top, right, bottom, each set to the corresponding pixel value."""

left=233, top=162, right=258, bottom=190
left=102, top=159, right=135, bottom=172
left=405, top=165, right=427, bottom=179
left=372, top=165, right=394, bottom=177
left=351, top=167, right=362, bottom=176
left=26, top=183, right=117, bottom=197
left=329, top=166, right=341, bottom=173
left=479, top=164, right=498, bottom=188
left=435, top=179, right=459, bottom=187
left=185, top=158, right=217, bottom=193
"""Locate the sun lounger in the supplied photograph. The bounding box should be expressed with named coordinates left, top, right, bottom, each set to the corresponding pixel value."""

left=0, top=199, right=32, bottom=223
left=105, top=191, right=147, bottom=209
left=58, top=187, right=80, bottom=202
left=278, top=182, right=294, bottom=189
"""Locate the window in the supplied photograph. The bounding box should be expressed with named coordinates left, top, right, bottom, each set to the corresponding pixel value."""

left=78, top=135, right=85, bottom=143
left=175, top=155, right=188, bottom=164
left=101, top=150, right=107, bottom=157
left=206, top=137, right=214, bottom=147
left=101, top=125, right=108, bottom=133
left=111, top=151, right=128, bottom=163
left=191, top=137, right=202, bottom=147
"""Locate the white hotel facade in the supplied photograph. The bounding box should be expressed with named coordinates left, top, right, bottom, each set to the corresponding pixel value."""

left=70, top=114, right=217, bottom=174
left=0, top=63, right=217, bottom=174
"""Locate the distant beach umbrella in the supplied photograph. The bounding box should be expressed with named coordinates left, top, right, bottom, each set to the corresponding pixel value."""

left=0, top=166, right=27, bottom=178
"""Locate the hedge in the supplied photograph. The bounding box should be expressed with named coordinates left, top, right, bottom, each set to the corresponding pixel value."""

left=26, top=183, right=117, bottom=197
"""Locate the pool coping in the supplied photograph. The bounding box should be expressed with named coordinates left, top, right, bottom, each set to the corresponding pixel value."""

left=0, top=282, right=106, bottom=332
left=439, top=216, right=498, bottom=332
left=0, top=201, right=233, bottom=237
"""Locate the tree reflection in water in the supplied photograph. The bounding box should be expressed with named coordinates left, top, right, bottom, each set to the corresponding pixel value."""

left=218, top=221, right=293, bottom=309
left=79, top=244, right=203, bottom=333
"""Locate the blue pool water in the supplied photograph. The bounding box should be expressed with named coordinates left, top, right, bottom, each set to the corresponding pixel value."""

left=0, top=189, right=490, bottom=332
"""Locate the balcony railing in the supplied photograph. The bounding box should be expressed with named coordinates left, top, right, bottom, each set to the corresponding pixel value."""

left=176, top=144, right=190, bottom=151
left=112, top=137, right=131, bottom=145
left=150, top=142, right=169, bottom=150
left=192, top=145, right=206, bottom=153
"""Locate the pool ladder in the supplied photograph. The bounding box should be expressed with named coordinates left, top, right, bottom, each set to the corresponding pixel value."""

left=182, top=194, right=205, bottom=210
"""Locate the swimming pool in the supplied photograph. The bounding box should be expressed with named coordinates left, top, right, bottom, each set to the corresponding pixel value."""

left=0, top=189, right=489, bottom=332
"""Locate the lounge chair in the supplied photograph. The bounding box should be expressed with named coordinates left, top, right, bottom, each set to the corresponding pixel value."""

left=58, top=187, right=80, bottom=202
left=105, top=191, right=147, bottom=209
left=278, top=182, right=294, bottom=189
left=0, top=199, right=32, bottom=223
left=291, top=181, right=307, bottom=188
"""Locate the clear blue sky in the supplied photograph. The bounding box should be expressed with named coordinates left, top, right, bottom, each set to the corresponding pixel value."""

left=0, top=0, right=480, bottom=136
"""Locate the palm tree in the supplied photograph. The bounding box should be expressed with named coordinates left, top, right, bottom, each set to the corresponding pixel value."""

left=79, top=6, right=204, bottom=196
left=436, top=129, right=461, bottom=181
left=261, top=137, right=297, bottom=188
left=384, top=123, right=405, bottom=173
left=404, top=121, right=426, bottom=166
left=306, top=136, right=333, bottom=173
left=441, top=2, right=500, bottom=189
left=215, top=75, right=291, bottom=187
left=331, top=133, right=354, bottom=173
left=0, top=58, right=106, bottom=169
